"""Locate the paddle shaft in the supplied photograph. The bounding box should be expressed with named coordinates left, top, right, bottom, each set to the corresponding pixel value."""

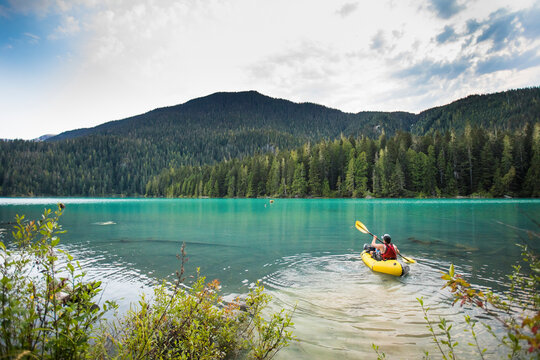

left=364, top=230, right=385, bottom=245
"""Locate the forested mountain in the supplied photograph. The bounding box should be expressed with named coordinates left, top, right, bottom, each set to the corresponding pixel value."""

left=413, top=88, right=540, bottom=134
left=1, top=88, right=539, bottom=197
left=50, top=91, right=416, bottom=143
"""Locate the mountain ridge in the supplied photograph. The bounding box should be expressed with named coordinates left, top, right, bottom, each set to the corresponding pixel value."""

left=47, top=87, right=539, bottom=142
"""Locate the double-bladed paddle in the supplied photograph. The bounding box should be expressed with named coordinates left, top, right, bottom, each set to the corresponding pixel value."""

left=355, top=220, right=416, bottom=264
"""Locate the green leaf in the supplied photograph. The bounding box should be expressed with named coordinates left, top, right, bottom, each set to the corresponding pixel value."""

left=449, top=264, right=455, bottom=277
left=51, top=237, right=60, bottom=247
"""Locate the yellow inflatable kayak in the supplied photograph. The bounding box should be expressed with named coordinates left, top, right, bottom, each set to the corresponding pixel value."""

left=361, top=250, right=410, bottom=277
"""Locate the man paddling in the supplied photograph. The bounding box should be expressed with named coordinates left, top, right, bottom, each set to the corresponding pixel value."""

left=367, top=234, right=399, bottom=260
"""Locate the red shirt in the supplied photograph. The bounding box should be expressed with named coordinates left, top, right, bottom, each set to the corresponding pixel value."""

left=382, top=243, right=397, bottom=260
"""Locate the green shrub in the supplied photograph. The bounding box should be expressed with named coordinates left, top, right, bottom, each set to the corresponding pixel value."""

left=90, top=265, right=295, bottom=359
left=0, top=204, right=114, bottom=359
left=438, top=243, right=539, bottom=358
left=0, top=207, right=295, bottom=360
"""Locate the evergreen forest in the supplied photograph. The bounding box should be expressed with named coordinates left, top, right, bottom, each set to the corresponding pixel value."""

left=0, top=87, right=539, bottom=197
left=146, top=124, right=540, bottom=198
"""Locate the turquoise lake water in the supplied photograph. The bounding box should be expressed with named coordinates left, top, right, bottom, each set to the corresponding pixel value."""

left=0, top=198, right=538, bottom=358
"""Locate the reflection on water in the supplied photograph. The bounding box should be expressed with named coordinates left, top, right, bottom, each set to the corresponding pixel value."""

left=0, top=198, right=538, bottom=359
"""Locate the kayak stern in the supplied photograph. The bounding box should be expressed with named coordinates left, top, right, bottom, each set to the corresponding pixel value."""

left=361, top=250, right=409, bottom=276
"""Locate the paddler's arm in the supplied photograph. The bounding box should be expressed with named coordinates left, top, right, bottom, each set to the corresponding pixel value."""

left=372, top=236, right=384, bottom=251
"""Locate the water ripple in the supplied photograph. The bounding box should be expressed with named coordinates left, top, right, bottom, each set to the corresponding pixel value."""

left=260, top=252, right=505, bottom=359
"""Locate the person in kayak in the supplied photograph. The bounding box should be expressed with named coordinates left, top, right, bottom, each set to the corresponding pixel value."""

left=364, top=234, right=399, bottom=260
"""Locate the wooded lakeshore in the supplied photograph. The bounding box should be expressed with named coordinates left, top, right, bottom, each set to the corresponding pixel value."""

left=1, top=88, right=539, bottom=198
left=146, top=125, right=540, bottom=198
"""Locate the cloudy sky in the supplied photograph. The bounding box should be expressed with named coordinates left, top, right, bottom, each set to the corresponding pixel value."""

left=1, top=0, right=539, bottom=139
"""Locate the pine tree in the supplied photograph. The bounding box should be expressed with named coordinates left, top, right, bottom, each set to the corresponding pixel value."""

left=344, top=156, right=356, bottom=197
left=322, top=179, right=331, bottom=197
left=464, top=124, right=475, bottom=193
left=291, top=162, right=307, bottom=197
left=479, top=142, right=496, bottom=192
left=372, top=150, right=384, bottom=197
left=524, top=123, right=540, bottom=196
left=237, top=165, right=248, bottom=197
left=424, top=145, right=438, bottom=196
left=436, top=146, right=447, bottom=191
left=354, top=151, right=369, bottom=197
left=406, top=149, right=422, bottom=193
left=308, top=149, right=322, bottom=196
left=388, top=160, right=405, bottom=197
left=226, top=166, right=237, bottom=197
left=266, top=158, right=281, bottom=196
left=501, top=134, right=514, bottom=174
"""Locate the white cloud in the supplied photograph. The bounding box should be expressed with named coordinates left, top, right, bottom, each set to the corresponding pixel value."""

left=336, top=2, right=359, bottom=18
left=23, top=32, right=40, bottom=44
left=48, top=15, right=80, bottom=39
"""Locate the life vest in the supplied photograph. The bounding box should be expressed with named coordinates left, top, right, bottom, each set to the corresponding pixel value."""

left=382, top=243, right=397, bottom=260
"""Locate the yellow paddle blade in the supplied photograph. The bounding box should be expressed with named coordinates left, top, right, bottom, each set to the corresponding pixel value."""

left=401, top=255, right=416, bottom=264
left=355, top=220, right=369, bottom=234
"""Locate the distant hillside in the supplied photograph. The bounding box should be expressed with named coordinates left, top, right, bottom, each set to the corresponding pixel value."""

left=1, top=87, right=538, bottom=196
left=50, top=91, right=415, bottom=143
left=413, top=87, right=540, bottom=134
left=49, top=88, right=540, bottom=144
left=34, top=134, right=56, bottom=142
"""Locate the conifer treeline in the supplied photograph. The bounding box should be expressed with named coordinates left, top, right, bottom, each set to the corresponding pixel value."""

left=146, top=124, right=540, bottom=198
left=0, top=129, right=300, bottom=196
left=1, top=88, right=539, bottom=197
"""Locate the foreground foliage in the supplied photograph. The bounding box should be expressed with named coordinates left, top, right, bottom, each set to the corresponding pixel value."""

left=435, top=243, right=539, bottom=358
left=373, top=238, right=539, bottom=359
left=90, top=262, right=295, bottom=359
left=0, top=205, right=113, bottom=359
left=0, top=207, right=295, bottom=359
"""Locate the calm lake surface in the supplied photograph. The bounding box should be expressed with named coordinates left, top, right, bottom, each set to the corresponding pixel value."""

left=1, top=198, right=539, bottom=358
